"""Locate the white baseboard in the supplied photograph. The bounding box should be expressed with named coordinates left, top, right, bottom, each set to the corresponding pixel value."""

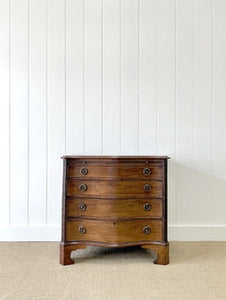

left=0, top=225, right=226, bottom=241
left=0, top=225, right=60, bottom=241
left=169, top=225, right=226, bottom=241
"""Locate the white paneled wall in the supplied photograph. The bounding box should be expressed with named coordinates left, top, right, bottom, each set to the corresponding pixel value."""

left=0, top=0, right=226, bottom=241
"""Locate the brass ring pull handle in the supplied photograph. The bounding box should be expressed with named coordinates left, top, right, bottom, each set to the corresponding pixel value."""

left=143, top=202, right=152, bottom=211
left=78, top=226, right=86, bottom=234
left=143, top=168, right=151, bottom=176
left=78, top=202, right=86, bottom=211
left=143, top=183, right=151, bottom=192
left=80, top=167, right=88, bottom=175
left=143, top=226, right=151, bottom=235
left=79, top=183, right=87, bottom=191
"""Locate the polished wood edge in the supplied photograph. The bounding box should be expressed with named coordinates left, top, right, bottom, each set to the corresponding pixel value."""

left=62, top=241, right=168, bottom=248
left=141, top=243, right=169, bottom=265
left=66, top=196, right=164, bottom=200
left=66, top=178, right=163, bottom=182
left=66, top=216, right=163, bottom=222
left=61, top=156, right=170, bottom=159
left=66, top=177, right=164, bottom=181
left=59, top=242, right=87, bottom=265
left=61, top=159, right=67, bottom=243
left=66, top=196, right=163, bottom=200
left=163, top=160, right=168, bottom=242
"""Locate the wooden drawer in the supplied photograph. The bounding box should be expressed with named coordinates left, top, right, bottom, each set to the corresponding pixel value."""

left=67, top=198, right=162, bottom=219
left=67, top=180, right=163, bottom=198
left=66, top=219, right=162, bottom=243
left=67, top=163, right=163, bottom=180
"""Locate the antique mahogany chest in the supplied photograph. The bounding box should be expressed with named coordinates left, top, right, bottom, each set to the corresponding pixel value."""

left=60, top=156, right=169, bottom=265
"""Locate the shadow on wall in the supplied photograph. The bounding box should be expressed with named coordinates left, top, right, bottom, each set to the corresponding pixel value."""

left=168, top=159, right=226, bottom=226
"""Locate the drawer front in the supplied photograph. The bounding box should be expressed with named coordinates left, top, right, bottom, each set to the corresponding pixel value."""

left=67, top=198, right=162, bottom=218
left=67, top=180, right=163, bottom=198
left=66, top=219, right=162, bottom=243
left=67, top=163, right=163, bottom=180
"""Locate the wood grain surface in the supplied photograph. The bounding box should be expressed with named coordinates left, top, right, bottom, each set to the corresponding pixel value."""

left=60, top=156, right=168, bottom=265
left=67, top=179, right=163, bottom=198
left=66, top=219, right=162, bottom=243
left=67, top=163, right=163, bottom=180
left=67, top=198, right=162, bottom=219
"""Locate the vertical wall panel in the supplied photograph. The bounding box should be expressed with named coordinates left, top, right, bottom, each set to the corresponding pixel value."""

left=10, top=0, right=29, bottom=225
left=2, top=0, right=226, bottom=241
left=66, top=0, right=84, bottom=155
left=121, top=0, right=139, bottom=154
left=176, top=0, right=195, bottom=225
left=139, top=0, right=157, bottom=155
left=157, top=0, right=176, bottom=225
left=84, top=0, right=102, bottom=154
left=29, top=0, right=47, bottom=225
left=194, top=0, right=213, bottom=224
left=0, top=0, right=10, bottom=225
left=47, top=0, right=65, bottom=225
left=213, top=0, right=226, bottom=224
left=103, top=0, right=120, bottom=155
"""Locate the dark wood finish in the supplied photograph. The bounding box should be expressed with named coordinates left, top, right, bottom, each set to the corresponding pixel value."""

left=66, top=219, right=162, bottom=243
left=67, top=198, right=162, bottom=219
left=60, top=156, right=169, bottom=265
left=141, top=243, right=169, bottom=265
left=67, top=163, right=163, bottom=180
left=163, top=159, right=168, bottom=242
left=60, top=242, right=87, bottom=265
left=67, top=179, right=163, bottom=198
left=62, top=155, right=169, bottom=160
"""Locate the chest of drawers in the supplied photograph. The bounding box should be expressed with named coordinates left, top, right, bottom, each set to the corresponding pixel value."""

left=60, top=156, right=169, bottom=265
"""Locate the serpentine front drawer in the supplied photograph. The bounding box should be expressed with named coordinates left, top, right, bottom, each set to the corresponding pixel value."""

left=66, top=179, right=163, bottom=198
left=66, top=219, right=163, bottom=244
left=66, top=198, right=162, bottom=219
left=67, top=163, right=163, bottom=180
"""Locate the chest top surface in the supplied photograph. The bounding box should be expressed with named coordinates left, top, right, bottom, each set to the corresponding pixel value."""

left=62, top=155, right=170, bottom=159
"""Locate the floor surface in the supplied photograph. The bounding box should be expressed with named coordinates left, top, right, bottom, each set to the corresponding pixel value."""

left=0, top=242, right=226, bottom=300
